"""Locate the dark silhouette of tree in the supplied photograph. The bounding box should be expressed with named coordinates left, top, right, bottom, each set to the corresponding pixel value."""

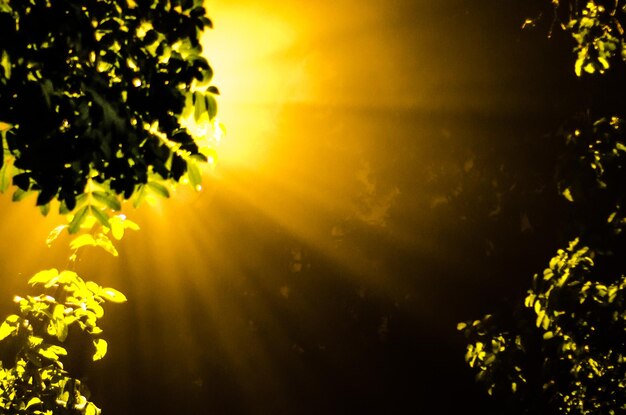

left=0, top=0, right=219, bottom=228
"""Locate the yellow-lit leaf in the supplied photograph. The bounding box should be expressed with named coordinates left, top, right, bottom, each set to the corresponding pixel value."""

left=93, top=338, right=107, bottom=361
left=95, top=234, right=119, bottom=256
left=92, top=191, right=121, bottom=211
left=38, top=344, right=67, bottom=361
left=88, top=301, right=104, bottom=319
left=100, top=287, right=127, bottom=303
left=70, top=234, right=97, bottom=251
left=53, top=304, right=68, bottom=342
left=562, top=187, right=574, bottom=202
left=26, top=397, right=42, bottom=409
left=0, top=318, right=18, bottom=341
left=110, top=216, right=125, bottom=240
left=147, top=181, right=170, bottom=198
left=86, top=281, right=101, bottom=295
left=187, top=162, right=202, bottom=190
left=85, top=402, right=100, bottom=415
left=28, top=269, right=59, bottom=286
left=46, top=225, right=67, bottom=247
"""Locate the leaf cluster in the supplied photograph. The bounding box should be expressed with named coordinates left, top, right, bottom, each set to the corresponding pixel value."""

left=460, top=240, right=626, bottom=414
left=0, top=268, right=125, bottom=414
left=459, top=1, right=626, bottom=413
left=550, top=0, right=626, bottom=76
left=0, top=0, right=219, bottom=222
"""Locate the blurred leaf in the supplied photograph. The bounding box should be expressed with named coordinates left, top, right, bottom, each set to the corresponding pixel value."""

left=28, top=269, right=59, bottom=286
left=206, top=94, right=218, bottom=120
left=93, top=339, right=107, bottom=361
left=100, top=287, right=127, bottom=303
left=147, top=181, right=170, bottom=198
left=11, top=188, right=29, bottom=202
left=92, top=191, right=121, bottom=211
left=69, top=206, right=89, bottom=234
left=110, top=216, right=125, bottom=240
left=0, top=317, right=18, bottom=341
left=562, top=187, right=574, bottom=202
left=38, top=344, right=67, bottom=361
left=25, top=397, right=42, bottom=409
left=70, top=234, right=97, bottom=251
left=95, top=233, right=119, bottom=257
left=187, top=161, right=202, bottom=190
left=90, top=206, right=111, bottom=228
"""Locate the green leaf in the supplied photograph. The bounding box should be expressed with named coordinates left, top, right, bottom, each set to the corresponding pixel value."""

left=93, top=339, right=108, bottom=361
left=147, top=181, right=170, bottom=198
left=187, top=161, right=202, bottom=190
left=194, top=91, right=206, bottom=122
left=39, top=203, right=50, bottom=216
left=69, top=206, right=89, bottom=234
left=206, top=94, right=218, bottom=120
left=12, top=188, right=29, bottom=202
left=92, top=191, right=121, bottom=211
left=0, top=158, right=13, bottom=192
left=90, top=205, right=111, bottom=227
left=100, top=287, right=127, bottom=303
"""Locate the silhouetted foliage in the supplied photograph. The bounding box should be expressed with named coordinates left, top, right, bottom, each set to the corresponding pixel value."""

left=460, top=1, right=626, bottom=414
left=0, top=0, right=218, bottom=413
left=0, top=0, right=218, bottom=223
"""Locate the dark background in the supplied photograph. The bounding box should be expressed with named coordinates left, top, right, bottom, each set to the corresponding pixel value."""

left=1, top=0, right=624, bottom=413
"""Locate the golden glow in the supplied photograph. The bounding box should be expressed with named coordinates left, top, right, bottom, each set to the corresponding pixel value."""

left=0, top=1, right=438, bottom=411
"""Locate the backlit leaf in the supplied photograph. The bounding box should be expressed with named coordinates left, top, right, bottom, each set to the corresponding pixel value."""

left=100, top=287, right=127, bottom=303
left=90, top=206, right=111, bottom=228
left=187, top=161, right=202, bottom=190
left=69, top=206, right=89, bottom=234
left=28, top=269, right=59, bottom=286
left=92, top=191, right=121, bottom=211
left=95, top=234, right=119, bottom=257
left=46, top=225, right=67, bottom=247
left=147, top=181, right=170, bottom=198
left=26, top=397, right=42, bottom=409
left=70, top=234, right=97, bottom=251
left=38, top=344, right=67, bottom=361
left=93, top=339, right=108, bottom=361
left=562, top=187, right=574, bottom=202
left=0, top=318, right=18, bottom=341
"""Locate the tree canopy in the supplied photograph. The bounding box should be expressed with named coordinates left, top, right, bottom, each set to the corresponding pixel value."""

left=0, top=1, right=219, bottom=413
left=460, top=1, right=626, bottom=414
left=0, top=0, right=219, bottom=228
